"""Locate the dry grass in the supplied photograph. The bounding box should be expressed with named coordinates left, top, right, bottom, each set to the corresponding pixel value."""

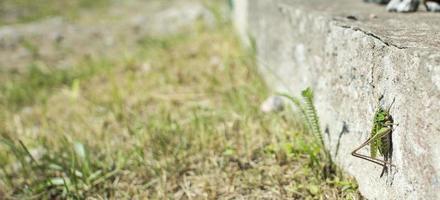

left=0, top=11, right=361, bottom=199
left=0, top=0, right=110, bottom=25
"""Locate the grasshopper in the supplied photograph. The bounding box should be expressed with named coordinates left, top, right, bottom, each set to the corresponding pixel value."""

left=351, top=96, right=396, bottom=177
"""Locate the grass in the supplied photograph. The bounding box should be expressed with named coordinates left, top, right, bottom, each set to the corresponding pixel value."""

left=0, top=0, right=110, bottom=25
left=0, top=58, right=113, bottom=110
left=0, top=8, right=360, bottom=199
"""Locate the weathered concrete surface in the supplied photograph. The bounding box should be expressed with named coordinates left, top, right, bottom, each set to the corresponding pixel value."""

left=234, top=0, right=440, bottom=199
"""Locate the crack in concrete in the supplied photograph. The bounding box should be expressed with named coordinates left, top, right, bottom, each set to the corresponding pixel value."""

left=339, top=25, right=408, bottom=50
left=278, top=3, right=408, bottom=50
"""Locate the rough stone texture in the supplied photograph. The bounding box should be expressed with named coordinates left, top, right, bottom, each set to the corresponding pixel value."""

left=0, top=0, right=214, bottom=72
left=234, top=0, right=440, bottom=199
left=232, top=0, right=249, bottom=47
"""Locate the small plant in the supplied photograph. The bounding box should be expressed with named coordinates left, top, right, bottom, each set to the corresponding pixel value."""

left=0, top=137, right=118, bottom=199
left=280, top=88, right=335, bottom=177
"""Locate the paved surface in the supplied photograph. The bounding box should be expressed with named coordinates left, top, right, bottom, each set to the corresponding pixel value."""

left=0, top=0, right=214, bottom=72
left=234, top=0, right=440, bottom=199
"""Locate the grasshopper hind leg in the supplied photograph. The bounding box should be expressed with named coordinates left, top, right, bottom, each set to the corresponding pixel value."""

left=351, top=128, right=394, bottom=175
left=380, top=117, right=394, bottom=178
left=379, top=158, right=388, bottom=177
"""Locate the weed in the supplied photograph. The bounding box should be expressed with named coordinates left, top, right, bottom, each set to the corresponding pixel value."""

left=280, top=88, right=337, bottom=178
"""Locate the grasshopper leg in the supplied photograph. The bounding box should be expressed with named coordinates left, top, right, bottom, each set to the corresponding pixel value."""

left=351, top=128, right=394, bottom=168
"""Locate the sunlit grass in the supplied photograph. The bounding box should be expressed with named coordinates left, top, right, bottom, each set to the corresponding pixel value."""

left=0, top=20, right=360, bottom=199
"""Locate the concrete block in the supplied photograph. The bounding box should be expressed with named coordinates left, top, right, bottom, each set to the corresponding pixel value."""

left=233, top=0, right=440, bottom=199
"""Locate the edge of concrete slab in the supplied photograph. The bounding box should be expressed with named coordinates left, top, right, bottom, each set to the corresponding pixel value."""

left=233, top=0, right=440, bottom=199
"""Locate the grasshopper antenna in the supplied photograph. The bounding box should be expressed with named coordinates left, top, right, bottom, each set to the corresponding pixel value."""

left=387, top=97, right=396, bottom=113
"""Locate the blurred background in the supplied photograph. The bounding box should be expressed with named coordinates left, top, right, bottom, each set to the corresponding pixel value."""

left=0, top=0, right=110, bottom=25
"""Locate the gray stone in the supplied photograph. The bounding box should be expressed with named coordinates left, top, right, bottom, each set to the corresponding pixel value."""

left=387, top=0, right=420, bottom=12
left=364, top=0, right=390, bottom=4
left=233, top=0, right=440, bottom=199
left=232, top=0, right=250, bottom=47
left=152, top=3, right=215, bottom=34
left=260, top=95, right=285, bottom=113
left=425, top=1, right=440, bottom=11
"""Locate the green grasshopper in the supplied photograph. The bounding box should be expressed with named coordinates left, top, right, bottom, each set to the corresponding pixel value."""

left=351, top=97, right=396, bottom=177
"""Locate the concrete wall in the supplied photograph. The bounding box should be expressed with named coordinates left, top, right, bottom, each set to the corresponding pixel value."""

left=233, top=0, right=440, bottom=199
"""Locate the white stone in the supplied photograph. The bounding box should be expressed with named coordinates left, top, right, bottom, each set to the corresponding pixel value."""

left=260, top=96, right=285, bottom=113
